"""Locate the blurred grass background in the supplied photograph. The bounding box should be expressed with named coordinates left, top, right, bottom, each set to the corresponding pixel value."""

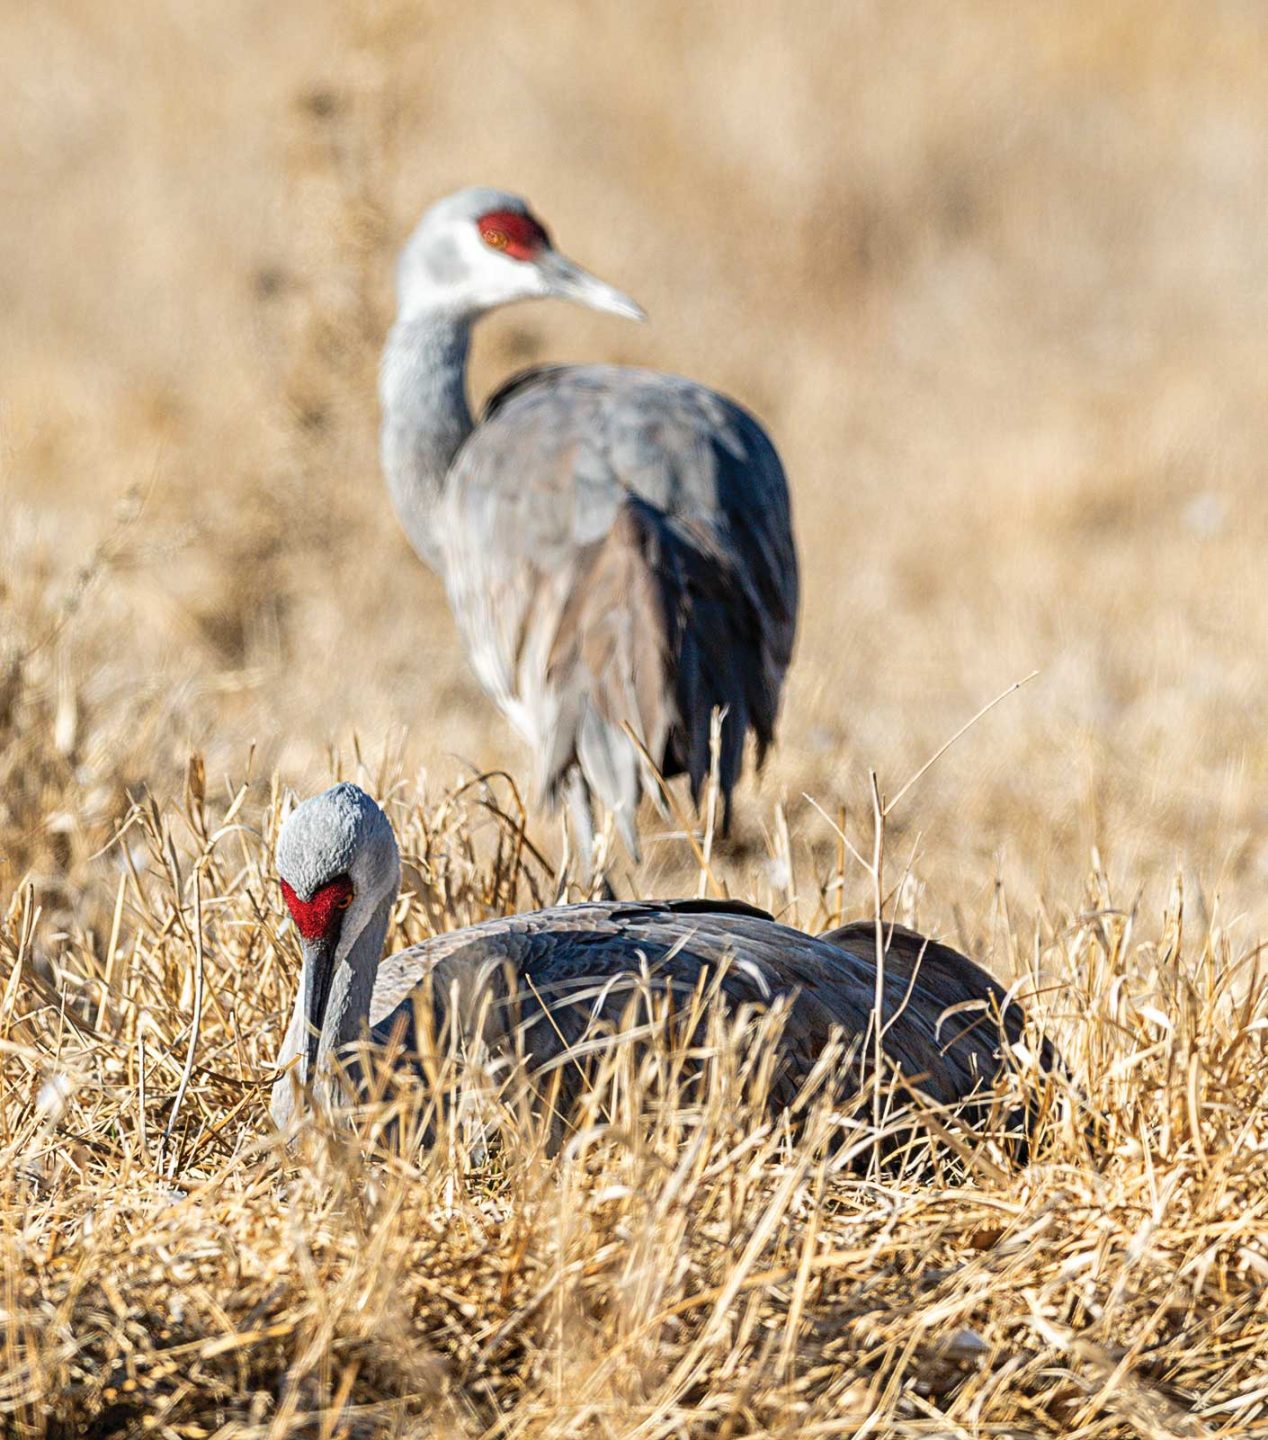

left=3, top=0, right=1267, bottom=934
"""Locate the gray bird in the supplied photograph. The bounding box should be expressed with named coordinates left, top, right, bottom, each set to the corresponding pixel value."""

left=379, top=187, right=799, bottom=860
left=270, top=785, right=1046, bottom=1151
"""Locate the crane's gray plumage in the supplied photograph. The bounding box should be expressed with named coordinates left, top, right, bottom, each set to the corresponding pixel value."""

left=272, top=787, right=1047, bottom=1148
left=379, top=187, right=799, bottom=856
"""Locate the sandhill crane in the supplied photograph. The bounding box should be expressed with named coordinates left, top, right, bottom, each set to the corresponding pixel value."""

left=379, top=187, right=799, bottom=861
left=270, top=785, right=1047, bottom=1148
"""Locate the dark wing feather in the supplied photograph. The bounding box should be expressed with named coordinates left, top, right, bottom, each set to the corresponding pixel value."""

left=820, top=920, right=1061, bottom=1148
left=820, top=920, right=1055, bottom=1063
left=440, top=366, right=798, bottom=843
left=482, top=364, right=572, bottom=421
left=367, top=902, right=1049, bottom=1142
left=652, top=897, right=775, bottom=922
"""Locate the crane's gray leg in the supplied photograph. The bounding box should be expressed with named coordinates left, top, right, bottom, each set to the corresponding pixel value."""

left=565, top=767, right=616, bottom=898
left=566, top=765, right=596, bottom=872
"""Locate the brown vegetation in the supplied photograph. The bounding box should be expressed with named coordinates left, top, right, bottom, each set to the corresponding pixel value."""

left=3, top=1, right=1268, bottom=1434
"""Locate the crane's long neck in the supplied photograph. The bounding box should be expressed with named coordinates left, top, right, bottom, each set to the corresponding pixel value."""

left=379, top=310, right=475, bottom=574
left=312, top=893, right=395, bottom=1107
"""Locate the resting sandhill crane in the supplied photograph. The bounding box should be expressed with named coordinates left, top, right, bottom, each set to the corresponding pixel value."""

left=270, top=785, right=1046, bottom=1147
left=379, top=187, right=799, bottom=860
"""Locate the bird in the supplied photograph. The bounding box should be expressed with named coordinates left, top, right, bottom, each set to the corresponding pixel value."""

left=379, top=187, right=799, bottom=862
left=270, top=784, right=1049, bottom=1153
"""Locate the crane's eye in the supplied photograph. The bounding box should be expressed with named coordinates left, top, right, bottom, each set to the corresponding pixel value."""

left=335, top=891, right=354, bottom=911
left=483, top=228, right=509, bottom=251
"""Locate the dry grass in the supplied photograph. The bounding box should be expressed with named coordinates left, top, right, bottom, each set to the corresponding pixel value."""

left=3, top=759, right=1268, bottom=1438
left=4, top=0, right=1268, bottom=1434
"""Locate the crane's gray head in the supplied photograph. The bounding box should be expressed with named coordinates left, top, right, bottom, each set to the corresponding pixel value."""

left=277, top=783, right=401, bottom=1086
left=394, top=186, right=646, bottom=324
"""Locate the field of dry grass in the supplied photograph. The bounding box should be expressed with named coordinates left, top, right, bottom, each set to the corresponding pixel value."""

left=4, top=0, right=1268, bottom=1434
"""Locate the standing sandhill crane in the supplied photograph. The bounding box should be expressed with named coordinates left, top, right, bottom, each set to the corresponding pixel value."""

left=379, top=187, right=799, bottom=860
left=270, top=785, right=1047, bottom=1147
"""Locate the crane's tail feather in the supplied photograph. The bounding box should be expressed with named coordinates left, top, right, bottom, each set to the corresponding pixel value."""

left=545, top=498, right=785, bottom=850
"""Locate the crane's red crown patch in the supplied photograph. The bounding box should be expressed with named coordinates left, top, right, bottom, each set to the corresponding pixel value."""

left=478, top=210, right=550, bottom=261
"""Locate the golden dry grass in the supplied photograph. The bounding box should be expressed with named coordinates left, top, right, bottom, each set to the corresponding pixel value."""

left=3, top=772, right=1266, bottom=1437
left=4, top=0, right=1268, bottom=1434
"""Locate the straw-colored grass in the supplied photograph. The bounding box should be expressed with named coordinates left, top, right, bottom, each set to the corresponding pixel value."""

left=4, top=0, right=1268, bottom=1434
left=3, top=743, right=1267, bottom=1437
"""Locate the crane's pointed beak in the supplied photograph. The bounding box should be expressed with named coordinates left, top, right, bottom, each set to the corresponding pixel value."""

left=537, top=250, right=647, bottom=322
left=301, top=936, right=336, bottom=1088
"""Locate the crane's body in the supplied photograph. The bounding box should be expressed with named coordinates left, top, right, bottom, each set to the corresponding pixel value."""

left=379, top=188, right=798, bottom=856
left=270, top=786, right=1044, bottom=1144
